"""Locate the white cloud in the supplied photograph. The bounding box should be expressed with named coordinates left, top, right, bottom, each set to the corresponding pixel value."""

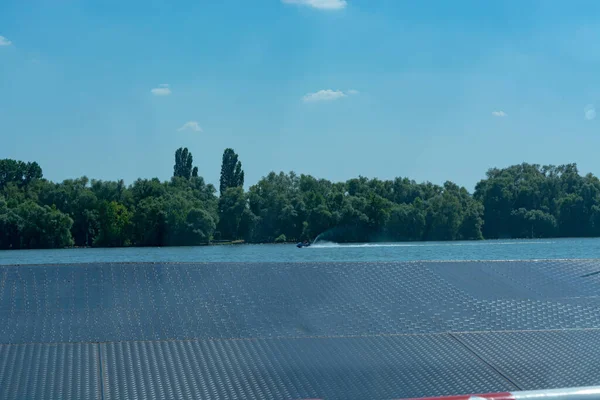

left=282, top=0, right=347, bottom=10
left=151, top=84, right=171, bottom=96
left=0, top=36, right=12, bottom=46
left=585, top=104, right=596, bottom=121
left=491, top=110, right=507, bottom=117
left=178, top=121, right=203, bottom=132
left=302, top=89, right=358, bottom=103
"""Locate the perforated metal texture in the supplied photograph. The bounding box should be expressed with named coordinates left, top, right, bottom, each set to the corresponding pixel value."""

left=0, top=343, right=100, bottom=400
left=429, top=260, right=600, bottom=300
left=1, top=260, right=600, bottom=399
left=456, top=330, right=600, bottom=390
left=2, top=260, right=600, bottom=344
left=100, top=335, right=517, bottom=400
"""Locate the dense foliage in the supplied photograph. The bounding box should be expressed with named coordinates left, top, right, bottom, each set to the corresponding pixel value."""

left=474, top=163, right=600, bottom=238
left=1, top=149, right=599, bottom=249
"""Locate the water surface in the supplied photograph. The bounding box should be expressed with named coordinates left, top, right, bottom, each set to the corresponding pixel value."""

left=2, top=238, right=599, bottom=265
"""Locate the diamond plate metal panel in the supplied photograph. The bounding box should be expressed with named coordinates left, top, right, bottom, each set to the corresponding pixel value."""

left=1, top=260, right=600, bottom=399
left=101, top=334, right=517, bottom=400
left=429, top=260, right=600, bottom=300
left=1, top=260, right=600, bottom=344
left=0, top=262, right=452, bottom=343
left=456, top=330, right=600, bottom=390
left=0, top=342, right=100, bottom=400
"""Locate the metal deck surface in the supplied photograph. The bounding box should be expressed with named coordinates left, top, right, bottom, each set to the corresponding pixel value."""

left=0, top=260, right=599, bottom=399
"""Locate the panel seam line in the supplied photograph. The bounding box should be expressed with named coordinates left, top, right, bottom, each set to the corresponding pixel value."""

left=97, top=342, right=106, bottom=400
left=447, top=332, right=523, bottom=391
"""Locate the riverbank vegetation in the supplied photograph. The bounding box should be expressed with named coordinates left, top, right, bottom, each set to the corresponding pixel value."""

left=1, top=151, right=599, bottom=249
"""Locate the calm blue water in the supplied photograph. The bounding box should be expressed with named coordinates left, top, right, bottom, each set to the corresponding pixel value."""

left=1, top=238, right=600, bottom=265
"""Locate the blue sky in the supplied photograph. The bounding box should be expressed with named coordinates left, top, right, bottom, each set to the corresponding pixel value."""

left=2, top=0, right=600, bottom=191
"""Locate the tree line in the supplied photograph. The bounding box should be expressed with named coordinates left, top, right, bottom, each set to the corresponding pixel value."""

left=1, top=150, right=600, bottom=249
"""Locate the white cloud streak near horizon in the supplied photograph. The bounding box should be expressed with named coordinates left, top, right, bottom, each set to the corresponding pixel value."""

left=303, top=89, right=358, bottom=103
left=0, top=36, right=12, bottom=46
left=282, top=0, right=347, bottom=10
left=178, top=121, right=203, bottom=132
left=491, top=111, right=507, bottom=117
left=151, top=84, right=171, bottom=96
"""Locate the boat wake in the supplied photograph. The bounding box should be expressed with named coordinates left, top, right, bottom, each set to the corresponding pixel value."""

left=309, top=240, right=556, bottom=248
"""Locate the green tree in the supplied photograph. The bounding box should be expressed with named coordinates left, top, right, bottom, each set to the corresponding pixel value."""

left=90, top=179, right=130, bottom=206
left=304, top=204, right=335, bottom=239
left=510, top=208, right=558, bottom=238
left=7, top=152, right=600, bottom=250
left=590, top=205, right=600, bottom=236
left=94, top=201, right=132, bottom=247
left=238, top=208, right=258, bottom=242
left=131, top=192, right=217, bottom=246
left=248, top=171, right=305, bottom=242
left=385, top=204, right=426, bottom=241
left=173, top=147, right=195, bottom=179
left=2, top=182, right=26, bottom=208
left=0, top=159, right=43, bottom=190
left=475, top=163, right=600, bottom=239
left=36, top=177, right=99, bottom=246
left=557, top=193, right=586, bottom=237
left=219, top=148, right=244, bottom=194
left=459, top=200, right=484, bottom=240
left=8, top=201, right=74, bottom=249
left=132, top=196, right=167, bottom=246
left=337, top=200, right=370, bottom=242
left=0, top=197, right=21, bottom=249
left=184, top=208, right=216, bottom=244
left=425, top=191, right=463, bottom=241
left=130, top=178, right=166, bottom=203
left=217, top=187, right=247, bottom=240
left=365, top=193, right=392, bottom=232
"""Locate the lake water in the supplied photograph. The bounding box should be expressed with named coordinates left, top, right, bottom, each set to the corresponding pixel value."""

left=2, top=238, right=600, bottom=265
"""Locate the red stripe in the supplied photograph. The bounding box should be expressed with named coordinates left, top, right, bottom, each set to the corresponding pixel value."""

left=397, top=392, right=515, bottom=400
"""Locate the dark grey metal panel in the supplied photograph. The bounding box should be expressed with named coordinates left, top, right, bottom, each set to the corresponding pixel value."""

left=456, top=330, right=600, bottom=390
left=1, top=260, right=600, bottom=399
left=0, top=342, right=100, bottom=400
left=427, top=260, right=600, bottom=332
left=101, top=334, right=517, bottom=400
left=429, top=259, right=600, bottom=300
left=1, top=260, right=600, bottom=344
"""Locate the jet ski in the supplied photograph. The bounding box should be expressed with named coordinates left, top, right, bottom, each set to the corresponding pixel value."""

left=296, top=241, right=311, bottom=248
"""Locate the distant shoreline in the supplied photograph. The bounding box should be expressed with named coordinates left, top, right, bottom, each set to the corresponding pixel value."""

left=3, top=158, right=595, bottom=251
